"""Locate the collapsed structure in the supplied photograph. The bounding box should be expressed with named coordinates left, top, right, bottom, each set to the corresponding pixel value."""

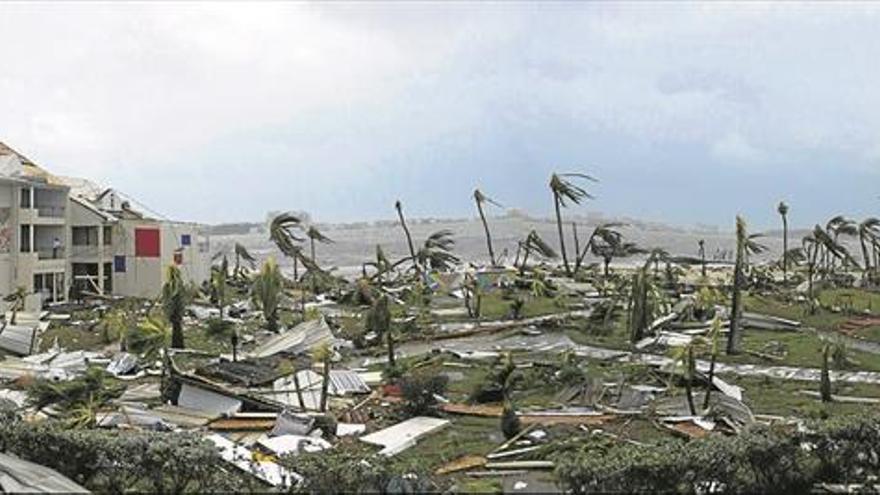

left=0, top=142, right=211, bottom=308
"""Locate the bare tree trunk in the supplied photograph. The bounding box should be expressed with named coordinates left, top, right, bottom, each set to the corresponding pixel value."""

left=702, top=353, right=716, bottom=410
left=319, top=359, right=331, bottom=413
left=554, top=195, right=571, bottom=277
left=293, top=372, right=305, bottom=410
left=782, top=215, right=789, bottom=285
left=477, top=199, right=496, bottom=266
left=396, top=202, right=419, bottom=275
left=685, top=346, right=696, bottom=415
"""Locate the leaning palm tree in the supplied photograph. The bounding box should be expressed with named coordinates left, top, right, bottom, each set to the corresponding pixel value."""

left=518, top=230, right=558, bottom=274
left=233, top=242, right=257, bottom=279
left=777, top=202, right=789, bottom=284
left=574, top=222, right=625, bottom=274
left=305, top=225, right=334, bottom=294
left=826, top=216, right=858, bottom=273
left=269, top=212, right=306, bottom=281
left=805, top=225, right=858, bottom=311
left=311, top=342, right=333, bottom=413
left=415, top=230, right=460, bottom=272
left=162, top=265, right=189, bottom=349
left=473, top=189, right=502, bottom=266
left=252, top=258, right=283, bottom=333
left=395, top=200, right=419, bottom=275
left=549, top=172, right=598, bottom=277
left=858, top=218, right=880, bottom=276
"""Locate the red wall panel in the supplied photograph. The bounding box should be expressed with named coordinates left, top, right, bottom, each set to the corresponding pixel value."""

left=135, top=228, right=161, bottom=258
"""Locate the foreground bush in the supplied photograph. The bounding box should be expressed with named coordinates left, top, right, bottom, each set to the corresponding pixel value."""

left=556, top=413, right=880, bottom=494
left=282, top=442, right=439, bottom=494
left=0, top=416, right=249, bottom=492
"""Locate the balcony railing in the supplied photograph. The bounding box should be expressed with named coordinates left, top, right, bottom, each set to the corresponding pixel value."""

left=36, top=206, right=65, bottom=218
left=37, top=248, right=65, bottom=260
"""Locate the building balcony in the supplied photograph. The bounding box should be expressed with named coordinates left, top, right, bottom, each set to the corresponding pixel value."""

left=37, top=205, right=65, bottom=218
left=69, top=244, right=113, bottom=261
left=19, top=208, right=66, bottom=225
left=36, top=248, right=64, bottom=261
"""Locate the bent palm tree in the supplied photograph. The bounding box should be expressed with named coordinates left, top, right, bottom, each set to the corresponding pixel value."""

left=415, top=230, right=460, bottom=272
left=777, top=202, right=789, bottom=284
left=574, top=222, right=626, bottom=274
left=233, top=242, right=257, bottom=279
left=518, top=230, right=558, bottom=274
left=269, top=212, right=306, bottom=281
left=826, top=216, right=858, bottom=273
left=306, top=225, right=334, bottom=294
left=162, top=265, right=189, bottom=349
left=858, top=218, right=880, bottom=276
left=549, top=172, right=597, bottom=277
left=474, top=189, right=502, bottom=266
left=306, top=226, right=333, bottom=267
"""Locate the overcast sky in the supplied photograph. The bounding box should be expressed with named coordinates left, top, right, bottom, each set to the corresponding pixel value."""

left=1, top=2, right=879, bottom=229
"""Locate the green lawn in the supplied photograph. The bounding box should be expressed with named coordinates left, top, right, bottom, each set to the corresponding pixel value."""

left=723, top=373, right=880, bottom=418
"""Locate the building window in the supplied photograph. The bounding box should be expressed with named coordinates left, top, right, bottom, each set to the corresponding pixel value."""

left=134, top=228, right=160, bottom=258
left=20, top=225, right=30, bottom=253
left=103, top=226, right=113, bottom=245
left=181, top=234, right=191, bottom=246
left=72, top=226, right=97, bottom=246
left=20, top=188, right=31, bottom=208
left=114, top=255, right=126, bottom=273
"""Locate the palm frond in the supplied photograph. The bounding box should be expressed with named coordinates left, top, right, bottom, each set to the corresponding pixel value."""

left=307, top=226, right=334, bottom=244
left=474, top=189, right=503, bottom=208
left=269, top=212, right=305, bottom=257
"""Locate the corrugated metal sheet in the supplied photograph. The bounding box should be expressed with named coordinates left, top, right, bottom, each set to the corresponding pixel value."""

left=0, top=452, right=90, bottom=493
left=251, top=318, right=333, bottom=358
left=151, top=405, right=220, bottom=428
left=273, top=369, right=370, bottom=399
left=178, top=383, right=243, bottom=416
left=0, top=325, right=37, bottom=355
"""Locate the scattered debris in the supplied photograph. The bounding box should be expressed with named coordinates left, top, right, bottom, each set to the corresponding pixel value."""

left=0, top=451, right=90, bottom=493
left=359, top=416, right=450, bottom=456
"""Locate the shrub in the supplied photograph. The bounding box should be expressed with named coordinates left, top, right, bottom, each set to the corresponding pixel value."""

left=555, top=415, right=880, bottom=494
left=0, top=418, right=247, bottom=492
left=400, top=373, right=448, bottom=417
left=283, top=442, right=438, bottom=494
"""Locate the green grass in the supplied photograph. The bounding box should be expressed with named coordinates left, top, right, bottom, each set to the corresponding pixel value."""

left=723, top=373, right=880, bottom=418
left=405, top=415, right=501, bottom=470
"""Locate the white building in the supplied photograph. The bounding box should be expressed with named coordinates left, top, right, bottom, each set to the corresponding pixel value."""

left=0, top=142, right=212, bottom=308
